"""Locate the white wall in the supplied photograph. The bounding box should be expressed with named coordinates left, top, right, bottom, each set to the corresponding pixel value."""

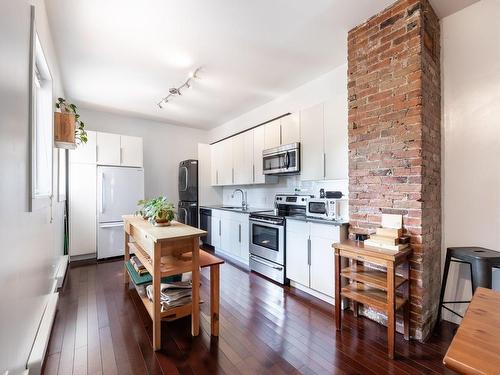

left=441, top=0, right=500, bottom=323
left=79, top=107, right=208, bottom=203
left=208, top=63, right=348, bottom=143
left=0, top=0, right=65, bottom=372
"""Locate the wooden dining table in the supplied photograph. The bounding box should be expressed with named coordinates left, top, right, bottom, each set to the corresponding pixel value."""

left=443, top=287, right=500, bottom=374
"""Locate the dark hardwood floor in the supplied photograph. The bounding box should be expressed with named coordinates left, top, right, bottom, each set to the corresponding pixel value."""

left=43, top=258, right=456, bottom=375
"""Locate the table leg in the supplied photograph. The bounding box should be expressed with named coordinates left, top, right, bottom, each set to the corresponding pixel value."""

left=335, top=250, right=341, bottom=331
left=404, top=260, right=410, bottom=341
left=124, top=232, right=130, bottom=284
left=153, top=242, right=161, bottom=351
left=210, top=264, right=220, bottom=336
left=387, top=263, right=396, bottom=359
left=191, top=238, right=200, bottom=336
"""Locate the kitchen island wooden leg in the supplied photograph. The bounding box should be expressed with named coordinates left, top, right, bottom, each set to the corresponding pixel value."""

left=153, top=242, right=161, bottom=351
left=124, top=232, right=130, bottom=284
left=191, top=238, right=200, bottom=336
left=210, top=264, right=220, bottom=336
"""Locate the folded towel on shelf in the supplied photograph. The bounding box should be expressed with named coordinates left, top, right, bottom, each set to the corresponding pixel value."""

left=146, top=281, right=193, bottom=311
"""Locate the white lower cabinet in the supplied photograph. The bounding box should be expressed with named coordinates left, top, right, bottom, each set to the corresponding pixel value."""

left=69, top=163, right=97, bottom=257
left=211, top=211, right=221, bottom=248
left=212, top=209, right=249, bottom=265
left=286, top=220, right=310, bottom=286
left=286, top=219, right=346, bottom=299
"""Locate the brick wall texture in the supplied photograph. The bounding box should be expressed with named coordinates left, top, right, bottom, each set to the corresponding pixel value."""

left=347, top=0, right=441, bottom=340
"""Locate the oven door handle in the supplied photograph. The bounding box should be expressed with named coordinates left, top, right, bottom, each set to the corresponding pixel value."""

left=250, top=218, right=283, bottom=227
left=250, top=255, right=283, bottom=271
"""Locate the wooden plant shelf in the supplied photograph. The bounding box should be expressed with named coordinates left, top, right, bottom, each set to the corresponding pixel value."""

left=341, top=284, right=406, bottom=312
left=341, top=265, right=407, bottom=291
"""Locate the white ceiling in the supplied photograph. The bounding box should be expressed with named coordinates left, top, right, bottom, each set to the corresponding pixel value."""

left=46, top=0, right=479, bottom=130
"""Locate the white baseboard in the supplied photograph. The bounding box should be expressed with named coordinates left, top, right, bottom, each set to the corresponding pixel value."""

left=289, top=281, right=335, bottom=305
left=55, top=255, right=69, bottom=289
left=26, top=292, right=59, bottom=375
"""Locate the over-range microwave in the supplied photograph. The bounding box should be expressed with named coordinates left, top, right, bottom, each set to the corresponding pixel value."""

left=262, top=142, right=300, bottom=175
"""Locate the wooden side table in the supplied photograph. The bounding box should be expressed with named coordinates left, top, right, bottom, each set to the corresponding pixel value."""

left=334, top=239, right=412, bottom=359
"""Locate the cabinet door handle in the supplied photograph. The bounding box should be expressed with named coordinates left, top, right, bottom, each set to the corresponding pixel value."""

left=238, top=224, right=241, bottom=243
left=307, top=238, right=311, bottom=265
left=253, top=164, right=255, bottom=182
left=120, top=147, right=123, bottom=164
left=323, top=153, right=326, bottom=178
left=216, top=170, right=219, bottom=185
left=219, top=220, right=221, bottom=236
left=232, top=168, right=234, bottom=184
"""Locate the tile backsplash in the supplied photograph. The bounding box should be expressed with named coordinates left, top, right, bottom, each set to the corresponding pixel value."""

left=222, top=175, right=348, bottom=209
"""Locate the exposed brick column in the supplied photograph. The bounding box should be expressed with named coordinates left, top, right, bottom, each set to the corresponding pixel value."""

left=347, top=0, right=441, bottom=340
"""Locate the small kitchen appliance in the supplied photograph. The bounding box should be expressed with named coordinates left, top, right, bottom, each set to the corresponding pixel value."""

left=306, top=198, right=342, bottom=221
left=262, top=142, right=300, bottom=175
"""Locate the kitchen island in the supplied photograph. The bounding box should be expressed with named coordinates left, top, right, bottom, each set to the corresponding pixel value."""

left=123, top=215, right=221, bottom=351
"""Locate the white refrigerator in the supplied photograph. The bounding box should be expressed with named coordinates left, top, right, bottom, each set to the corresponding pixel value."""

left=97, top=166, right=144, bottom=259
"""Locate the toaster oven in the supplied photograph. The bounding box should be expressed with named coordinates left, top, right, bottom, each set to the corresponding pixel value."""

left=306, top=198, right=340, bottom=220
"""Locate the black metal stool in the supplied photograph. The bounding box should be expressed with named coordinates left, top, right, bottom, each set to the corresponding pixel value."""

left=438, top=247, right=500, bottom=321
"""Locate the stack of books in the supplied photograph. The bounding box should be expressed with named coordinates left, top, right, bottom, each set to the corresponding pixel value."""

left=364, top=214, right=410, bottom=252
left=130, top=256, right=148, bottom=276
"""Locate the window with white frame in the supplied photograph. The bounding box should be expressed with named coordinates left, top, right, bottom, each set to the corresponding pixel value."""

left=30, top=23, right=53, bottom=210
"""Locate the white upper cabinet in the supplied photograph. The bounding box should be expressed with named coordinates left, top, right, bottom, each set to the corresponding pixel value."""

left=232, top=132, right=253, bottom=185
left=280, top=113, right=300, bottom=145
left=300, top=103, right=325, bottom=181
left=211, top=139, right=233, bottom=186
left=252, top=126, right=266, bottom=184
left=69, top=130, right=97, bottom=164
left=324, top=95, right=348, bottom=180
left=120, top=135, right=143, bottom=167
left=218, top=138, right=234, bottom=185
left=264, top=119, right=281, bottom=149
left=211, top=141, right=222, bottom=186
left=96, top=132, right=121, bottom=166
left=70, top=131, right=143, bottom=168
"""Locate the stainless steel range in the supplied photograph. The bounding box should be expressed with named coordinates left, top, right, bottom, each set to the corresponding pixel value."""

left=249, top=194, right=310, bottom=284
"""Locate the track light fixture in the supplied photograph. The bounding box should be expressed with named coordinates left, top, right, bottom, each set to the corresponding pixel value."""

left=158, top=67, right=201, bottom=108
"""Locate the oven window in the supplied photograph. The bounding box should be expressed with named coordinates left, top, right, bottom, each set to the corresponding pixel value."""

left=252, top=224, right=279, bottom=251
left=308, top=202, right=326, bottom=214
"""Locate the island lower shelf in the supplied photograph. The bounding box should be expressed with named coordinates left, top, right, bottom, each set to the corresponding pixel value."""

left=131, top=278, right=198, bottom=321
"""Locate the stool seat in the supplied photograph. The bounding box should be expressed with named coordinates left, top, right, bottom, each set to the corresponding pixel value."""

left=448, top=247, right=500, bottom=262
left=438, top=246, right=500, bottom=322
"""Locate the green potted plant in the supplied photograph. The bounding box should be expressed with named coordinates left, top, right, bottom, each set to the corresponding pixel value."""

left=54, top=97, right=88, bottom=147
left=136, top=198, right=152, bottom=219
left=144, top=197, right=175, bottom=226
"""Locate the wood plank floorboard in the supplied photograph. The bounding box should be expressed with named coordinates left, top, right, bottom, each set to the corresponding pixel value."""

left=43, top=259, right=457, bottom=375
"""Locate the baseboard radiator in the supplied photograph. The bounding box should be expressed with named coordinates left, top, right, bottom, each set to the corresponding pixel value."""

left=25, top=291, right=59, bottom=374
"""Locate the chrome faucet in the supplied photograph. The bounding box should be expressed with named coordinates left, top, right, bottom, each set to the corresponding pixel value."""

left=231, top=188, right=248, bottom=210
